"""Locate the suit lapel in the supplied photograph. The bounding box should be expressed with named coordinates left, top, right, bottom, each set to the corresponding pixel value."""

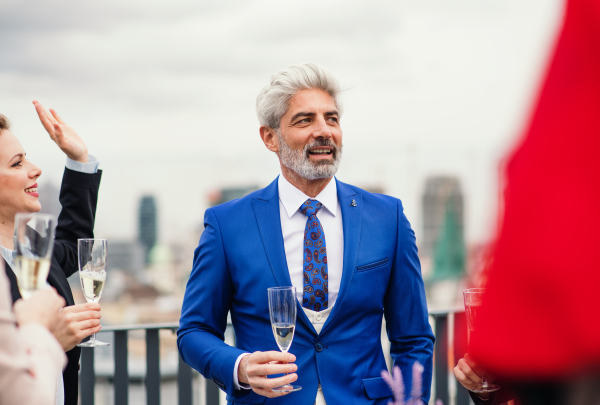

left=251, top=178, right=316, bottom=334
left=321, top=180, right=362, bottom=334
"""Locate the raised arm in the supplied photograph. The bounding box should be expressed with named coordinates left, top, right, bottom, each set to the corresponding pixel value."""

left=32, top=101, right=101, bottom=278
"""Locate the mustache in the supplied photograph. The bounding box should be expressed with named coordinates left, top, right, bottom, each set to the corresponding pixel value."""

left=303, top=139, right=339, bottom=156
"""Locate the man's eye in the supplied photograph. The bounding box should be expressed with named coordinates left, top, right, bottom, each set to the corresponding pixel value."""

left=297, top=118, right=311, bottom=124
left=327, top=117, right=339, bottom=123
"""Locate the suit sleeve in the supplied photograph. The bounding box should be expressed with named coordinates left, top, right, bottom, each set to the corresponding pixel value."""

left=177, top=208, right=246, bottom=396
left=52, top=167, right=102, bottom=278
left=384, top=199, right=435, bottom=403
left=0, top=267, right=66, bottom=405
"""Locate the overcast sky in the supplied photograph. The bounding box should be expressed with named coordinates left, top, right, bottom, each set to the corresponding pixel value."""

left=0, top=0, right=563, bottom=247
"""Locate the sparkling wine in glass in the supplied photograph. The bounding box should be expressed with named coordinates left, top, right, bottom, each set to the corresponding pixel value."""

left=463, top=288, right=500, bottom=393
left=14, top=213, right=55, bottom=300
left=268, top=286, right=302, bottom=393
left=77, top=238, right=109, bottom=347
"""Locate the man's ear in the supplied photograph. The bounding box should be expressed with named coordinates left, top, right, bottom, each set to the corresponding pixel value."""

left=259, top=126, right=279, bottom=153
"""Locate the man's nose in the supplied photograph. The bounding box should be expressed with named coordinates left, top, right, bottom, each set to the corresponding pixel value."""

left=312, top=116, right=332, bottom=139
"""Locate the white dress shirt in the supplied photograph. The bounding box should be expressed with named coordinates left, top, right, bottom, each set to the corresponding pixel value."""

left=233, top=174, right=344, bottom=392
left=0, top=155, right=99, bottom=405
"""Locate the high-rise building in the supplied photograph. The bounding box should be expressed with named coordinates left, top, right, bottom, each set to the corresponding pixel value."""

left=421, top=176, right=464, bottom=260
left=108, top=240, right=146, bottom=279
left=138, top=195, right=157, bottom=264
left=208, top=186, right=260, bottom=207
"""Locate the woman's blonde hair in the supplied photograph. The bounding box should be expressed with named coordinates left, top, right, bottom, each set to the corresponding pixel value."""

left=0, top=114, right=10, bottom=132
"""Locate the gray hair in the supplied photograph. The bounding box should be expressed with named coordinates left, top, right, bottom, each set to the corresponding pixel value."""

left=256, top=63, right=342, bottom=129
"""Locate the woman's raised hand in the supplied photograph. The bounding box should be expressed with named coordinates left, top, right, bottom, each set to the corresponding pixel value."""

left=33, top=100, right=89, bottom=163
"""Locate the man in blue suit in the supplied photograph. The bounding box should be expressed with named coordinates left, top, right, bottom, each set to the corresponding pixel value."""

left=178, top=63, right=434, bottom=404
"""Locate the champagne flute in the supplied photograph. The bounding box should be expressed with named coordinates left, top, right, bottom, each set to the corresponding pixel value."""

left=463, top=288, right=500, bottom=393
left=77, top=238, right=109, bottom=347
left=268, top=286, right=302, bottom=393
left=14, top=213, right=56, bottom=300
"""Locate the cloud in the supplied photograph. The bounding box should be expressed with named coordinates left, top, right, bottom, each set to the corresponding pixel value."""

left=0, top=0, right=563, bottom=243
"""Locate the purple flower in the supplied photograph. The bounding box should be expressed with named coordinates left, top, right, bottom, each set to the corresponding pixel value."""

left=381, top=362, right=442, bottom=405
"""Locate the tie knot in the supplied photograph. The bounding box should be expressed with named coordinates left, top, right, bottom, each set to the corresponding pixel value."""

left=300, top=199, right=322, bottom=217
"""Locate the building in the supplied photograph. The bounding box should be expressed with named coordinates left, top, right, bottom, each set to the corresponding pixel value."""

left=107, top=240, right=146, bottom=277
left=207, top=186, right=259, bottom=207
left=138, top=195, right=157, bottom=264
left=421, top=176, right=464, bottom=260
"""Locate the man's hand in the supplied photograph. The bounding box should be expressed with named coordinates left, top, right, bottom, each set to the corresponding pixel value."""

left=453, top=353, right=493, bottom=400
left=238, top=351, right=298, bottom=398
left=51, top=303, right=102, bottom=351
left=33, top=100, right=89, bottom=163
left=13, top=288, right=65, bottom=330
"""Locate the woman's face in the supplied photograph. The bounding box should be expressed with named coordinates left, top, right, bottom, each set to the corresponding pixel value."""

left=0, top=130, right=42, bottom=222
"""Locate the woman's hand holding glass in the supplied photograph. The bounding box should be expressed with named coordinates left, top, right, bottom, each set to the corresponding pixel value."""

left=454, top=354, right=495, bottom=400
left=53, top=303, right=102, bottom=351
left=13, top=288, right=65, bottom=331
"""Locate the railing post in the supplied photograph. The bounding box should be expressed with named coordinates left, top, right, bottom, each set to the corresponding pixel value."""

left=178, top=354, right=193, bottom=405
left=206, top=379, right=220, bottom=405
left=434, top=314, right=449, bottom=405
left=453, top=311, right=471, bottom=405
left=114, top=330, right=129, bottom=405
left=80, top=347, right=95, bottom=405
left=146, top=329, right=161, bottom=405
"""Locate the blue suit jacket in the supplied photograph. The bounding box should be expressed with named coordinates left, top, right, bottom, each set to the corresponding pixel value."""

left=177, top=178, right=434, bottom=404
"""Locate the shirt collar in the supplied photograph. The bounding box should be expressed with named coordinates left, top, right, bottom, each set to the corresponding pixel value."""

left=278, top=174, right=338, bottom=218
left=0, top=245, right=15, bottom=269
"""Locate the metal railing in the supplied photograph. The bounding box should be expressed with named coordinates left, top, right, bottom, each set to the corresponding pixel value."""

left=80, top=310, right=471, bottom=405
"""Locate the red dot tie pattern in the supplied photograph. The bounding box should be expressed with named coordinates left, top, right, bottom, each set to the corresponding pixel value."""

left=300, top=199, right=328, bottom=312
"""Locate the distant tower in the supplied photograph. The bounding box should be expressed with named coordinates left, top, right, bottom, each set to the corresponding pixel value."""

left=138, top=195, right=157, bottom=264
left=421, top=176, right=464, bottom=259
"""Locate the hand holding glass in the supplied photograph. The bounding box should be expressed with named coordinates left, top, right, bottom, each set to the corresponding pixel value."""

left=463, top=288, right=500, bottom=393
left=268, top=286, right=302, bottom=393
left=77, top=238, right=108, bottom=347
left=14, top=213, right=56, bottom=300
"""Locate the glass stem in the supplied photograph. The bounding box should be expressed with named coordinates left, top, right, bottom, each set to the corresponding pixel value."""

left=481, top=374, right=489, bottom=388
left=90, top=332, right=96, bottom=345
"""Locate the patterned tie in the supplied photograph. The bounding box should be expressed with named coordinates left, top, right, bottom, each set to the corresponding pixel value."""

left=300, top=199, right=328, bottom=312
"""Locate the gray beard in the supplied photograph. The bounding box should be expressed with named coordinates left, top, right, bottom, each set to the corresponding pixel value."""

left=276, top=132, right=342, bottom=180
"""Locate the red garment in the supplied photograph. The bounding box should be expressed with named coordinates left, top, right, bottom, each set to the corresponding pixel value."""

left=472, top=0, right=600, bottom=379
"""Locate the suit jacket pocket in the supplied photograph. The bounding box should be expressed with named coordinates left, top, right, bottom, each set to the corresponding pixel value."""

left=356, top=258, right=390, bottom=273
left=362, top=377, right=393, bottom=399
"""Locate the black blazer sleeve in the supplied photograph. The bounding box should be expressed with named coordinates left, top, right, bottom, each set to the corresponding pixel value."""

left=52, top=167, right=102, bottom=279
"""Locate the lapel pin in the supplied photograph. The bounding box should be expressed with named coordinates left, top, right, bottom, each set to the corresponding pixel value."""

left=350, top=199, right=357, bottom=207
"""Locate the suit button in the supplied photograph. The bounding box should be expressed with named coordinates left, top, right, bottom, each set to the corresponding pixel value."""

left=315, top=342, right=323, bottom=352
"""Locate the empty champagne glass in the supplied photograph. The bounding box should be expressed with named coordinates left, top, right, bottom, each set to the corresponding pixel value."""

left=14, top=213, right=56, bottom=299
left=268, top=286, right=302, bottom=393
left=77, top=238, right=109, bottom=347
left=463, top=288, right=500, bottom=393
